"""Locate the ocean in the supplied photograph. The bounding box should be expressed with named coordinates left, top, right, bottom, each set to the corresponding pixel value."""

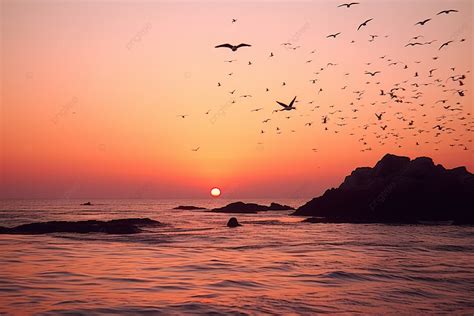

left=1, top=199, right=473, bottom=315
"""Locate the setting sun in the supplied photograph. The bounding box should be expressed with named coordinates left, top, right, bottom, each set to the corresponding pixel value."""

left=210, top=187, right=221, bottom=197
left=0, top=1, right=472, bottom=314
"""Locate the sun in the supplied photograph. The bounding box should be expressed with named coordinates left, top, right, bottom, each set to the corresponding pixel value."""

left=210, top=187, right=221, bottom=197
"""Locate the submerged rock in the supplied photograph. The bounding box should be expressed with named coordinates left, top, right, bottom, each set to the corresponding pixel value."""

left=293, top=154, right=474, bottom=224
left=173, top=205, right=206, bottom=210
left=212, top=202, right=294, bottom=213
left=0, top=218, right=161, bottom=235
left=227, top=217, right=241, bottom=228
left=81, top=202, right=92, bottom=206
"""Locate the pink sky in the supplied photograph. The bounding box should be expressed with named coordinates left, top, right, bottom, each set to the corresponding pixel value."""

left=1, top=0, right=472, bottom=199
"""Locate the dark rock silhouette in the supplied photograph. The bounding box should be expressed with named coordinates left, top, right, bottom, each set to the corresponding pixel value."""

left=293, top=154, right=474, bottom=224
left=268, top=202, right=294, bottom=210
left=212, top=201, right=294, bottom=214
left=173, top=205, right=207, bottom=210
left=81, top=202, right=92, bottom=206
left=227, top=217, right=241, bottom=227
left=0, top=218, right=161, bottom=235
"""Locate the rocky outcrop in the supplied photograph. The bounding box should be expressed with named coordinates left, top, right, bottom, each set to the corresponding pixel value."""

left=211, top=202, right=294, bottom=214
left=0, top=218, right=161, bottom=235
left=173, top=205, right=206, bottom=210
left=227, top=217, right=241, bottom=227
left=293, top=154, right=474, bottom=224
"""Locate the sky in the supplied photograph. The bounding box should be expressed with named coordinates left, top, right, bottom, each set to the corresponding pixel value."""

left=0, top=0, right=473, bottom=199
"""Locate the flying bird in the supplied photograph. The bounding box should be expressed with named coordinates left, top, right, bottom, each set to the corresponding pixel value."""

left=276, top=96, right=297, bottom=111
left=437, top=9, right=458, bottom=15
left=327, top=32, right=341, bottom=38
left=215, top=43, right=251, bottom=51
left=357, top=18, right=373, bottom=30
left=439, top=40, right=453, bottom=50
left=338, top=2, right=359, bottom=8
left=405, top=42, right=424, bottom=47
left=191, top=147, right=200, bottom=151
left=415, top=18, right=431, bottom=26
left=365, top=71, right=381, bottom=76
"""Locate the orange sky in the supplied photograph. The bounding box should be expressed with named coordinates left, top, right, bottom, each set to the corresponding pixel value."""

left=1, top=0, right=473, bottom=199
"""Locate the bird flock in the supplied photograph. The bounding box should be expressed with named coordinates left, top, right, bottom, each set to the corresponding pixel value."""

left=179, top=3, right=471, bottom=154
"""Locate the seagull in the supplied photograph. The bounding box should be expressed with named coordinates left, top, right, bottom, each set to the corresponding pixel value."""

left=276, top=96, right=297, bottom=111
left=232, top=18, right=237, bottom=23
left=437, top=9, right=458, bottom=15
left=338, top=2, right=359, bottom=8
left=251, top=108, right=263, bottom=112
left=357, top=18, right=373, bottom=30
left=191, top=147, right=200, bottom=151
left=215, top=43, right=251, bottom=51
left=375, top=112, right=384, bottom=120
left=405, top=42, right=424, bottom=47
left=327, top=32, right=341, bottom=38
left=439, top=40, right=453, bottom=50
left=415, top=18, right=431, bottom=26
left=365, top=71, right=381, bottom=76
left=177, top=115, right=188, bottom=119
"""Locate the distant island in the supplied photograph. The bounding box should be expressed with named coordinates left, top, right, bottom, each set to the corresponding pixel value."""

left=211, top=202, right=295, bottom=214
left=173, top=205, right=207, bottom=210
left=0, top=218, right=161, bottom=235
left=293, top=154, right=474, bottom=224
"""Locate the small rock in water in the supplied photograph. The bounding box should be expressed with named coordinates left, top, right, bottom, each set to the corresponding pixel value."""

left=81, top=202, right=92, bottom=206
left=227, top=217, right=241, bottom=228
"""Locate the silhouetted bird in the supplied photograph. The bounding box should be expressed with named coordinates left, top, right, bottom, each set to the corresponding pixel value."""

left=439, top=41, right=453, bottom=50
left=437, top=9, right=458, bottom=15
left=415, top=18, right=431, bottom=26
left=405, top=42, right=423, bottom=47
left=357, top=18, right=373, bottom=30
left=215, top=43, right=251, bottom=51
left=327, top=32, right=341, bottom=38
left=365, top=71, right=381, bottom=76
left=338, top=2, right=359, bottom=8
left=276, top=96, right=297, bottom=111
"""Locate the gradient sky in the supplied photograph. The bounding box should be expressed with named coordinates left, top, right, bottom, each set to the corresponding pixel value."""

left=1, top=0, right=473, bottom=199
